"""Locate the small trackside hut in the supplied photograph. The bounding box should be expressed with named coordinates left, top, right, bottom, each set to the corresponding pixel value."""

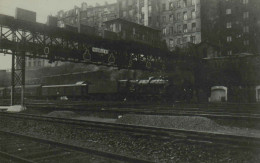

left=209, top=86, right=228, bottom=102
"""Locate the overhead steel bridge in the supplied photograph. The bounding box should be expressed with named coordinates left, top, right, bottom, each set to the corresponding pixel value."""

left=0, top=14, right=171, bottom=71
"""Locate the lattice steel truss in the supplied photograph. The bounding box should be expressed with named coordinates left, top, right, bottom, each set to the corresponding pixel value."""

left=0, top=14, right=171, bottom=71
left=10, top=29, right=26, bottom=106
left=11, top=51, right=25, bottom=105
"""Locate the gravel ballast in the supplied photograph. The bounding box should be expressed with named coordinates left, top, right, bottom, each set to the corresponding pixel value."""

left=116, top=114, right=260, bottom=137
left=0, top=112, right=260, bottom=162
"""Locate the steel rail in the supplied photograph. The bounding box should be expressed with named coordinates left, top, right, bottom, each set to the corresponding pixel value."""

left=25, top=102, right=260, bottom=121
left=0, top=112, right=260, bottom=149
left=0, top=151, right=36, bottom=163
left=0, top=130, right=153, bottom=163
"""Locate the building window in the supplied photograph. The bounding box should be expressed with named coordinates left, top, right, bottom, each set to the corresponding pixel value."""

left=177, top=12, right=181, bottom=21
left=192, top=22, right=196, bottom=31
left=227, top=36, right=232, bottom=42
left=183, top=24, right=188, bottom=33
left=119, top=24, right=122, bottom=32
left=162, top=3, right=166, bottom=11
left=192, top=0, right=196, bottom=5
left=148, top=16, right=152, bottom=24
left=183, top=37, right=187, bottom=43
left=183, top=11, right=187, bottom=20
left=170, top=27, right=174, bottom=35
left=38, top=61, right=41, bottom=66
left=163, top=16, right=166, bottom=22
left=133, top=28, right=136, bottom=35
left=28, top=62, right=31, bottom=67
left=243, top=12, right=249, bottom=19
left=141, top=6, right=145, bottom=13
left=227, top=50, right=232, bottom=55
left=177, top=38, right=181, bottom=44
left=183, top=0, right=187, bottom=7
left=141, top=13, right=144, bottom=19
left=190, top=36, right=196, bottom=44
left=123, top=11, right=127, bottom=17
left=163, top=27, right=167, bottom=35
left=169, top=2, right=174, bottom=9
left=121, top=1, right=126, bottom=8
left=177, top=25, right=181, bottom=33
left=243, top=0, right=249, bottom=4
left=149, top=6, right=152, bottom=13
left=244, top=40, right=249, bottom=45
left=243, top=26, right=249, bottom=32
left=177, top=1, right=181, bottom=8
left=129, top=10, right=134, bottom=16
left=226, top=9, right=231, bottom=15
left=128, top=0, right=133, bottom=5
left=226, top=22, right=232, bottom=28
left=169, top=39, right=174, bottom=47
left=192, top=10, right=196, bottom=19
left=169, top=14, right=173, bottom=21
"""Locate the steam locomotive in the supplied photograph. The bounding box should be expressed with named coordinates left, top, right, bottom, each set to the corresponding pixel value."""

left=0, top=77, right=193, bottom=103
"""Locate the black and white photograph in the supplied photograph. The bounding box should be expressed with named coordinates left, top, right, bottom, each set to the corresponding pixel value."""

left=0, top=0, right=259, bottom=162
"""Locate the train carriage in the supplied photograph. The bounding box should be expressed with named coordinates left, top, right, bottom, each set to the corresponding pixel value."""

left=24, top=85, right=42, bottom=99
left=0, top=88, right=5, bottom=99
left=88, top=81, right=119, bottom=100
left=42, top=83, right=88, bottom=100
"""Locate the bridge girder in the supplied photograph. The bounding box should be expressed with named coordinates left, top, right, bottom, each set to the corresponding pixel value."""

left=0, top=14, right=172, bottom=71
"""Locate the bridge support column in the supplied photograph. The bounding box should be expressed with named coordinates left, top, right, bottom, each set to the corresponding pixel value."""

left=11, top=51, right=25, bottom=107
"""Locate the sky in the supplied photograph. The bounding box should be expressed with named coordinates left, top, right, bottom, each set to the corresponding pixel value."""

left=0, top=0, right=116, bottom=69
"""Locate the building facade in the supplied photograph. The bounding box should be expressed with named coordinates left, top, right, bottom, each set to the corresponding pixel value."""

left=117, top=0, right=160, bottom=28
left=56, top=0, right=260, bottom=56
left=217, top=0, right=260, bottom=55
left=57, top=2, right=118, bottom=34
left=160, top=0, right=202, bottom=51
left=160, top=0, right=260, bottom=55
left=104, top=18, right=161, bottom=46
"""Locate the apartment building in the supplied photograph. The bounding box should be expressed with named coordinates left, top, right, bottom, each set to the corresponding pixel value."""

left=117, top=0, right=160, bottom=28
left=57, top=2, right=118, bottom=33
left=160, top=0, right=260, bottom=54
left=217, top=0, right=260, bottom=55
left=56, top=0, right=260, bottom=56
left=160, top=0, right=202, bottom=51
left=103, top=18, right=161, bottom=47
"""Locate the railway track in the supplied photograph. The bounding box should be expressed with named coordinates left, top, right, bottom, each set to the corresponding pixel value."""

left=100, top=107, right=260, bottom=120
left=25, top=100, right=260, bottom=113
left=0, top=130, right=151, bottom=163
left=0, top=112, right=259, bottom=150
left=25, top=102, right=260, bottom=122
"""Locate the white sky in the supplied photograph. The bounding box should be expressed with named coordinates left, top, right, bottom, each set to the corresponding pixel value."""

left=0, top=0, right=116, bottom=69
